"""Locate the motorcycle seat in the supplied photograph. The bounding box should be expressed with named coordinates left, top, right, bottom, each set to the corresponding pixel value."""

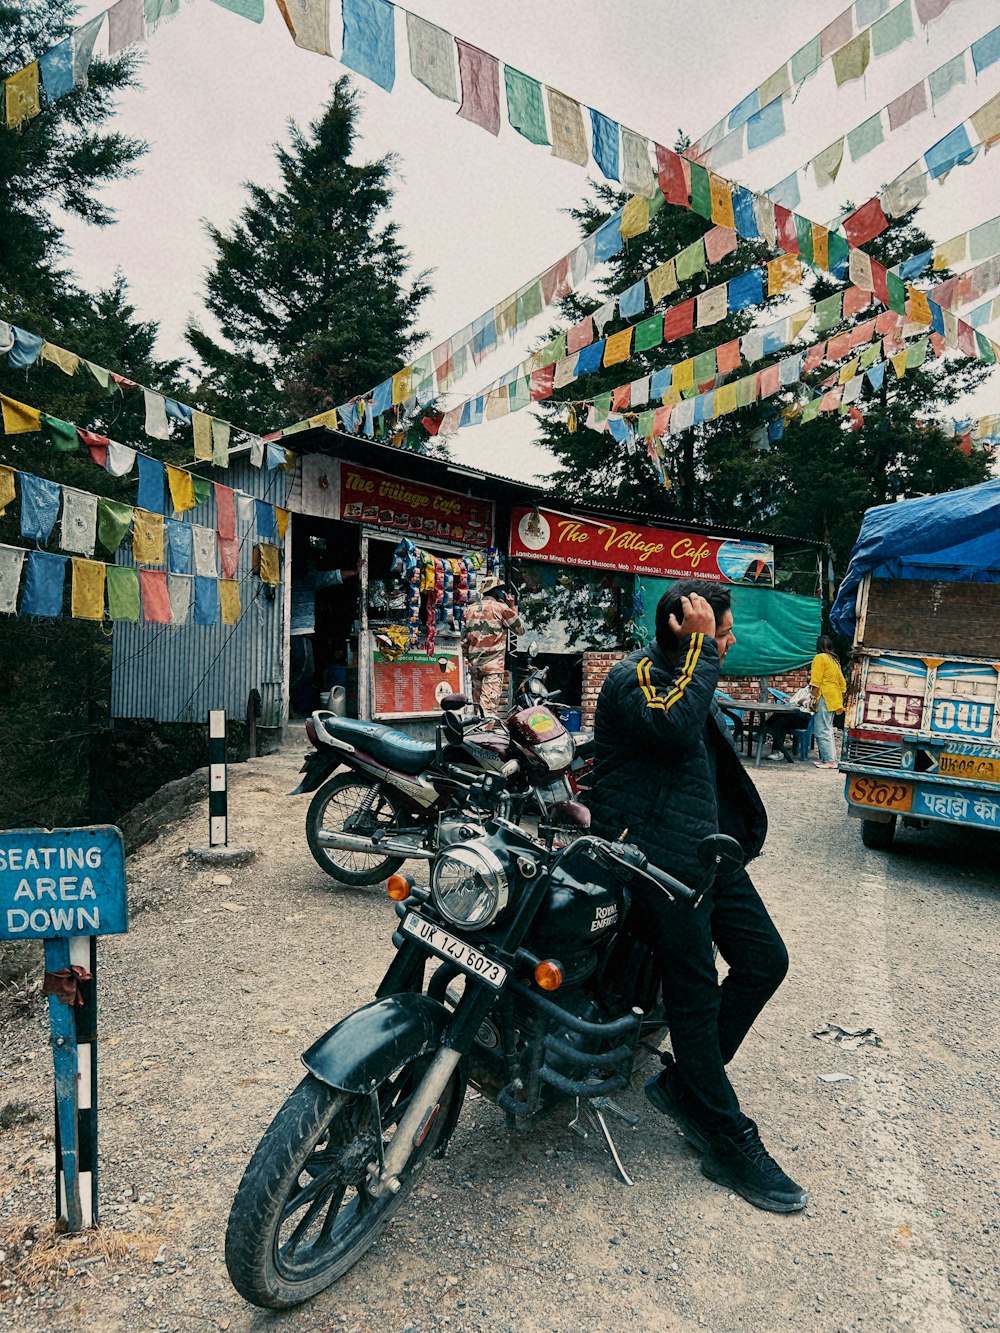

left=317, top=715, right=438, bottom=774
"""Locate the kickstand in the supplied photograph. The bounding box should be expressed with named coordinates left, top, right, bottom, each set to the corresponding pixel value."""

left=568, top=1097, right=635, bottom=1187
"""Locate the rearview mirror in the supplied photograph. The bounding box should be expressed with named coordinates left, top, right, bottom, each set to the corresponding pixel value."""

left=440, top=694, right=468, bottom=712
left=528, top=640, right=539, bottom=659
left=696, top=834, right=744, bottom=877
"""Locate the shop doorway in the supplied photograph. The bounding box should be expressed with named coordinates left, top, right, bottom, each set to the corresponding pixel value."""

left=289, top=517, right=360, bottom=717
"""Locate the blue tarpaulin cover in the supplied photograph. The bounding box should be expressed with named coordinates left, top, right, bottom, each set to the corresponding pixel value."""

left=830, top=479, right=1000, bottom=637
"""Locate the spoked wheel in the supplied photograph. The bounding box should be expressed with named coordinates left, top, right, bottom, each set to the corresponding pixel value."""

left=305, top=774, right=408, bottom=885
left=225, top=1057, right=461, bottom=1309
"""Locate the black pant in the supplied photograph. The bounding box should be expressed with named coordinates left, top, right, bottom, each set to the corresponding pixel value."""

left=637, top=867, right=788, bottom=1137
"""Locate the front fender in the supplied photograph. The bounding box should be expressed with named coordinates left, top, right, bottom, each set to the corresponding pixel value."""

left=301, top=994, right=452, bottom=1095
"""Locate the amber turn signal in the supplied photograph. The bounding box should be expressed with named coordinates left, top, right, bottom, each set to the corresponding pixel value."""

left=534, top=959, right=563, bottom=991
left=386, top=873, right=412, bottom=902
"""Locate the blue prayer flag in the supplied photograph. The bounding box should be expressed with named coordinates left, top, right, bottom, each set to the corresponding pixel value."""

left=165, top=398, right=193, bottom=424
left=972, top=24, right=1000, bottom=75
left=762, top=325, right=787, bottom=357
left=362, top=404, right=374, bottom=438
left=729, top=90, right=760, bottom=132
left=266, top=443, right=286, bottom=470
left=924, top=125, right=977, bottom=179
left=769, top=172, right=800, bottom=210
left=39, top=38, right=74, bottom=101
left=8, top=326, right=44, bottom=370
left=137, top=455, right=165, bottom=516
left=607, top=416, right=631, bottom=443
left=693, top=392, right=714, bottom=425
left=732, top=187, right=761, bottom=241
left=927, top=300, right=945, bottom=336
left=897, top=250, right=931, bottom=281
left=594, top=216, right=624, bottom=263
left=371, top=378, right=393, bottom=416
left=20, top=551, right=67, bottom=618
left=19, top=473, right=61, bottom=543
left=459, top=401, right=471, bottom=428
left=341, top=0, right=396, bottom=91
left=618, top=279, right=646, bottom=320
left=255, top=500, right=277, bottom=541
left=866, top=362, right=887, bottom=390
left=747, top=99, right=785, bottom=151
left=194, top=576, right=219, bottom=626
left=650, top=366, right=672, bottom=398
left=589, top=109, right=620, bottom=180
left=768, top=419, right=785, bottom=442
left=574, top=341, right=606, bottom=376
left=728, top=269, right=764, bottom=311
left=166, top=520, right=192, bottom=574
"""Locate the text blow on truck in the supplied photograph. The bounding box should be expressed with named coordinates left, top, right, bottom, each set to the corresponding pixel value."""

left=831, top=481, right=1000, bottom=849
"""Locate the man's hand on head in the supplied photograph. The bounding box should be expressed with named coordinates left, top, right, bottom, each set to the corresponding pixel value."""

left=668, top=593, right=716, bottom=640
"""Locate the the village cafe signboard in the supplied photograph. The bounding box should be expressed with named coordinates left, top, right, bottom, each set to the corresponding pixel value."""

left=509, top=506, right=775, bottom=586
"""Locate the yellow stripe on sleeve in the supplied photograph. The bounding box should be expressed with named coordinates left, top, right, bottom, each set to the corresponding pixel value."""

left=637, top=635, right=704, bottom=712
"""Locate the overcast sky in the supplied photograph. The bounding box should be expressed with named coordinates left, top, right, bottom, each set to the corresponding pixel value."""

left=59, top=0, right=1000, bottom=480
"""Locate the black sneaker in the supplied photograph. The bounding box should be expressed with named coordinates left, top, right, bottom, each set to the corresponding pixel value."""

left=643, top=1057, right=711, bottom=1153
left=701, top=1121, right=808, bottom=1213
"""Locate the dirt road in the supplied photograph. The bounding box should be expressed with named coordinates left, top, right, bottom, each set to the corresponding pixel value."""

left=1, top=739, right=998, bottom=1332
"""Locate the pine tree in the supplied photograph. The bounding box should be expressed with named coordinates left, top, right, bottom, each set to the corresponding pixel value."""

left=187, top=76, right=431, bottom=436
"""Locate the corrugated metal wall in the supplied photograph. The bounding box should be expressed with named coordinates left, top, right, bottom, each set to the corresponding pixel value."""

left=110, top=457, right=289, bottom=726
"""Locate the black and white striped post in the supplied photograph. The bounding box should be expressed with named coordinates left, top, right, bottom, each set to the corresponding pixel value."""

left=208, top=709, right=228, bottom=847
left=51, top=936, right=99, bottom=1228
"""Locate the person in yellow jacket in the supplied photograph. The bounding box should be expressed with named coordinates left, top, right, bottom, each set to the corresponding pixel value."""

left=810, top=636, right=847, bottom=768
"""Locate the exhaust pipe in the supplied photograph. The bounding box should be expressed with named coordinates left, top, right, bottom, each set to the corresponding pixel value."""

left=315, top=830, right=435, bottom=860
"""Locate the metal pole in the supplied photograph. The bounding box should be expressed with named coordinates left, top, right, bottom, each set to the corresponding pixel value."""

left=208, top=710, right=228, bottom=846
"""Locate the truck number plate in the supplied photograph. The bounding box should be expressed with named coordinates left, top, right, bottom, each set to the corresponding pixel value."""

left=402, top=913, right=508, bottom=989
left=847, top=776, right=913, bottom=812
left=937, top=754, right=1000, bottom=783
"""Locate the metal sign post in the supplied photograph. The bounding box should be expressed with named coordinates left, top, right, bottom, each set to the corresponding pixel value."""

left=0, top=826, right=128, bottom=1232
left=208, top=709, right=228, bottom=847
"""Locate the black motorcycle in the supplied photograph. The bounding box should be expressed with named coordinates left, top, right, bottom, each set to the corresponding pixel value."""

left=225, top=799, right=743, bottom=1309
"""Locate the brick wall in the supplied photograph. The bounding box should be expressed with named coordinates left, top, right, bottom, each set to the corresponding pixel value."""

left=581, top=651, right=809, bottom=729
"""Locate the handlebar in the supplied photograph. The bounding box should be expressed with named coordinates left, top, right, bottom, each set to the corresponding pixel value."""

left=560, top=836, right=701, bottom=906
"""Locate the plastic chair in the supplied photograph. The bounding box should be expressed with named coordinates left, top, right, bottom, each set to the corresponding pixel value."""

left=796, top=714, right=816, bottom=760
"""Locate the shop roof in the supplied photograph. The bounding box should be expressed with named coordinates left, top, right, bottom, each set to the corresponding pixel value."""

left=239, top=426, right=825, bottom=554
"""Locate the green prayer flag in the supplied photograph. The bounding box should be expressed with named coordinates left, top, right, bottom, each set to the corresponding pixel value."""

left=826, top=230, right=849, bottom=276
left=97, top=498, right=133, bottom=553
left=693, top=349, right=717, bottom=384
left=144, top=0, right=179, bottom=25
left=539, top=333, right=566, bottom=367
left=191, top=477, right=211, bottom=507
left=791, top=35, right=821, bottom=83
left=40, top=414, right=79, bottom=452
left=859, top=343, right=880, bottom=370
left=847, top=112, right=884, bottom=162
left=648, top=189, right=665, bottom=219
left=887, top=271, right=907, bottom=314
left=634, top=314, right=663, bottom=353
left=208, top=0, right=264, bottom=20
left=106, top=565, right=140, bottom=622
left=593, top=392, right=612, bottom=422
left=794, top=214, right=814, bottom=264
left=509, top=377, right=530, bottom=412
left=736, top=375, right=757, bottom=407
left=801, top=398, right=821, bottom=422
left=504, top=66, right=549, bottom=145
left=637, top=410, right=655, bottom=437
left=83, top=361, right=115, bottom=394
left=676, top=239, right=706, bottom=281
left=517, top=281, right=543, bottom=325
left=689, top=163, right=713, bottom=220
left=906, top=337, right=929, bottom=368
left=871, top=0, right=913, bottom=57
left=970, top=218, right=1000, bottom=262
left=976, top=332, right=997, bottom=364
left=814, top=294, right=842, bottom=334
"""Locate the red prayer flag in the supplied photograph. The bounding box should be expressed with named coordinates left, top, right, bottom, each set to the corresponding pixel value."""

left=456, top=40, right=500, bottom=136
left=930, top=332, right=947, bottom=358
left=79, top=429, right=110, bottom=467
left=139, top=569, right=170, bottom=624
left=957, top=433, right=972, bottom=456
left=849, top=406, right=865, bottom=432
left=567, top=316, right=594, bottom=353
left=218, top=535, right=239, bottom=580
left=820, top=387, right=843, bottom=412
left=663, top=298, right=695, bottom=342
left=541, top=257, right=571, bottom=304
left=655, top=143, right=689, bottom=206
left=875, top=309, right=899, bottom=335
left=653, top=405, right=671, bottom=435
left=826, top=332, right=852, bottom=362
left=843, top=286, right=872, bottom=318
left=611, top=384, right=631, bottom=412
left=870, top=261, right=890, bottom=306
left=804, top=343, right=826, bottom=373
left=717, top=339, right=741, bottom=374
left=529, top=365, right=554, bottom=401
left=421, top=413, right=443, bottom=435
left=213, top=483, right=235, bottom=540
left=758, top=365, right=781, bottom=398
left=849, top=319, right=877, bottom=348
left=775, top=206, right=799, bottom=255
left=957, top=321, right=978, bottom=357
left=843, top=198, right=888, bottom=247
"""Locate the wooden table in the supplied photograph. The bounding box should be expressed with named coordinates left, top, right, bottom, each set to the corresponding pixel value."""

left=718, top=700, right=812, bottom=767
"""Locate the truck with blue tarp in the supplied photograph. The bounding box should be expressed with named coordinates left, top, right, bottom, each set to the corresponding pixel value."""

left=831, top=478, right=1000, bottom=849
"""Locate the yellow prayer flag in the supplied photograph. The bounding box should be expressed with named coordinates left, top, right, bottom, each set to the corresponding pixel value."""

left=281, top=448, right=298, bottom=471
left=648, top=259, right=678, bottom=305
left=392, top=368, right=413, bottom=405
left=132, top=510, right=165, bottom=566
left=664, top=387, right=683, bottom=405
left=932, top=235, right=966, bottom=271
left=891, top=350, right=909, bottom=379
left=40, top=343, right=80, bottom=376
left=5, top=63, right=40, bottom=129
left=970, top=92, right=1000, bottom=151
left=0, top=394, right=41, bottom=434
left=166, top=465, right=196, bottom=513
left=220, top=579, right=241, bottom=625
left=620, top=195, right=650, bottom=241
left=838, top=358, right=858, bottom=384
left=709, top=174, right=735, bottom=231
left=494, top=297, right=518, bottom=336
left=715, top=382, right=738, bottom=416
left=790, top=309, right=812, bottom=339
left=0, top=465, right=16, bottom=515
left=908, top=286, right=932, bottom=325
left=258, top=544, right=281, bottom=586
left=212, top=418, right=230, bottom=468
left=811, top=225, right=829, bottom=272
left=309, top=409, right=340, bottom=428
left=767, top=254, right=803, bottom=296
left=603, top=327, right=633, bottom=367
left=71, top=559, right=106, bottom=622
left=193, top=411, right=213, bottom=461
left=275, top=506, right=290, bottom=542
left=672, top=359, right=695, bottom=392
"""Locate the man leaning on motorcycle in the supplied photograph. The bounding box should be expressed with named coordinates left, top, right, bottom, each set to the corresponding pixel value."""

left=589, top=577, right=807, bottom=1213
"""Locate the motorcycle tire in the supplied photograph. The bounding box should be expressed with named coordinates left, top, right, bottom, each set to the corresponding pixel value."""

left=305, top=774, right=407, bottom=886
left=225, top=1059, right=461, bottom=1309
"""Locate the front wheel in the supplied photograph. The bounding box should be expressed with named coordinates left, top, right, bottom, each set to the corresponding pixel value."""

left=225, top=1059, right=461, bottom=1309
left=305, top=774, right=407, bottom=885
left=861, top=816, right=896, bottom=849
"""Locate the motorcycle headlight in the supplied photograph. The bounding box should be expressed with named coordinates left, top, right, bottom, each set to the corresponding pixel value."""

left=431, top=843, right=509, bottom=931
left=538, top=732, right=575, bottom=771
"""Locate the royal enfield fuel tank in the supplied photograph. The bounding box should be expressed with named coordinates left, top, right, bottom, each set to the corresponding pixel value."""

left=527, top=856, right=628, bottom=958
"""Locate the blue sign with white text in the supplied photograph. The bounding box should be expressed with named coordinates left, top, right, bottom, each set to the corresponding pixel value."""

left=0, top=827, right=128, bottom=941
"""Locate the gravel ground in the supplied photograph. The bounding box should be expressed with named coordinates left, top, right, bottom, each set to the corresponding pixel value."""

left=1, top=734, right=998, bottom=1333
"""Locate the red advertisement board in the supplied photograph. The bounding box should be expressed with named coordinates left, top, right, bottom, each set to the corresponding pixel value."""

left=372, top=646, right=464, bottom=718
left=339, top=463, right=493, bottom=547
left=509, top=506, right=774, bottom=585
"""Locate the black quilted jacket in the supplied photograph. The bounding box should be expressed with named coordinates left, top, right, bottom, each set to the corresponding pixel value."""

left=588, top=635, right=768, bottom=891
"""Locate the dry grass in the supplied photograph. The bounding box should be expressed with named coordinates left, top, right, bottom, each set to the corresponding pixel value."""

left=0, top=1216, right=173, bottom=1305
